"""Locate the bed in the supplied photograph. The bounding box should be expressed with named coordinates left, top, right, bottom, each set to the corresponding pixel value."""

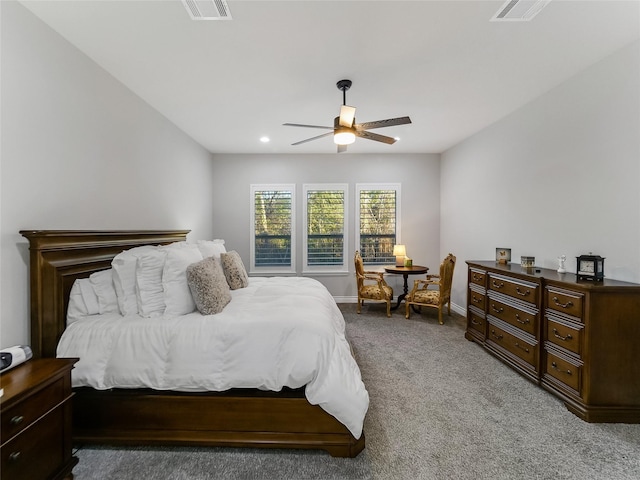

left=20, top=230, right=367, bottom=457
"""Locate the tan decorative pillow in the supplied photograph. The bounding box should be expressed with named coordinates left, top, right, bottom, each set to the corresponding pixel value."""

left=220, top=250, right=249, bottom=290
left=186, top=257, right=231, bottom=315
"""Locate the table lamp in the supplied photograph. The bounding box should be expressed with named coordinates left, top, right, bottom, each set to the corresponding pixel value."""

left=393, top=244, right=406, bottom=267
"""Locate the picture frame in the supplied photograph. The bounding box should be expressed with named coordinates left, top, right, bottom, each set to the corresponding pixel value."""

left=496, top=248, right=511, bottom=264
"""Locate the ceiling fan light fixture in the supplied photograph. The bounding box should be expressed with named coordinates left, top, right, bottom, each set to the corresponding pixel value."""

left=285, top=79, right=411, bottom=150
left=334, top=129, right=356, bottom=145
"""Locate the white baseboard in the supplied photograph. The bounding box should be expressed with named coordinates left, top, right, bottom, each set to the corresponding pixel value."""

left=333, top=296, right=358, bottom=303
left=451, top=302, right=466, bottom=316
left=333, top=296, right=467, bottom=317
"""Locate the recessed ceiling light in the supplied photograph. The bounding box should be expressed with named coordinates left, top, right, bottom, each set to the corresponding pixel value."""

left=394, top=137, right=401, bottom=142
left=260, top=136, right=270, bottom=143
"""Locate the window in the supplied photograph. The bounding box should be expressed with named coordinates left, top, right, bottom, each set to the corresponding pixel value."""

left=356, top=183, right=401, bottom=264
left=303, top=184, right=348, bottom=273
left=250, top=184, right=295, bottom=273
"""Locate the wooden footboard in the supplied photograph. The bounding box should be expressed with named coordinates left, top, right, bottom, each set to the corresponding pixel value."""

left=20, top=230, right=365, bottom=458
left=73, top=387, right=365, bottom=457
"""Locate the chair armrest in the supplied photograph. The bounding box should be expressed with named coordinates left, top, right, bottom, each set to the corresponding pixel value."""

left=363, top=271, right=385, bottom=280
left=362, top=272, right=391, bottom=291
left=408, top=278, right=439, bottom=296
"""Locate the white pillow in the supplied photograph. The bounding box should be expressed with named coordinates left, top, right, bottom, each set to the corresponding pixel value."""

left=67, top=280, right=88, bottom=325
left=77, top=278, right=100, bottom=315
left=196, top=239, right=226, bottom=260
left=111, top=246, right=155, bottom=316
left=162, top=244, right=203, bottom=315
left=89, top=269, right=119, bottom=314
left=135, top=248, right=167, bottom=317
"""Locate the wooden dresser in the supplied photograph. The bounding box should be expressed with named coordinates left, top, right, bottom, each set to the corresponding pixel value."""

left=466, top=261, right=640, bottom=423
left=1, top=358, right=78, bottom=480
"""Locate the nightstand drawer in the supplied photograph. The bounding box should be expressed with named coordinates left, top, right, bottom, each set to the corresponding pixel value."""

left=1, top=404, right=64, bottom=480
left=1, top=377, right=64, bottom=444
left=546, top=287, right=584, bottom=319
left=488, top=274, right=539, bottom=305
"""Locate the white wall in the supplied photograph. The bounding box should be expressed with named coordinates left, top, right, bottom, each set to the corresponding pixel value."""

left=210, top=153, right=441, bottom=299
left=0, top=2, right=216, bottom=348
left=441, top=40, right=640, bottom=310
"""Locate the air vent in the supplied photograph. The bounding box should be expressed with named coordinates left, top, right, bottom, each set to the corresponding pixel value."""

left=182, top=0, right=232, bottom=20
left=491, top=0, right=551, bottom=21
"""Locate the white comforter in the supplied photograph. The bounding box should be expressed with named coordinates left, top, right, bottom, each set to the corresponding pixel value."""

left=57, top=276, right=368, bottom=438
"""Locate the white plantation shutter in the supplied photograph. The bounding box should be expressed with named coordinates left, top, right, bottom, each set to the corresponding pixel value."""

left=251, top=185, right=295, bottom=273
left=356, top=184, right=401, bottom=264
left=303, top=184, right=348, bottom=272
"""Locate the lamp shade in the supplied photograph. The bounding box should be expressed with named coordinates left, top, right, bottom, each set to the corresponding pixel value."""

left=334, top=128, right=356, bottom=145
left=393, top=244, right=406, bottom=257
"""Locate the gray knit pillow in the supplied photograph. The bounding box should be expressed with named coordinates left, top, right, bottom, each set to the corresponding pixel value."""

left=220, top=250, right=249, bottom=290
left=186, top=257, right=231, bottom=315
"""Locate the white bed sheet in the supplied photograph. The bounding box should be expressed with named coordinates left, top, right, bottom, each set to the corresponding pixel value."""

left=57, top=276, right=368, bottom=438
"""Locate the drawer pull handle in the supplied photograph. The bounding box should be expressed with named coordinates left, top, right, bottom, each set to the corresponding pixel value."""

left=553, top=328, right=573, bottom=341
left=516, top=287, right=530, bottom=297
left=492, top=280, right=504, bottom=289
left=10, top=415, right=24, bottom=426
left=472, top=295, right=482, bottom=304
left=472, top=274, right=483, bottom=281
left=490, top=329, right=503, bottom=340
left=514, top=342, right=530, bottom=353
left=491, top=304, right=503, bottom=313
left=553, top=296, right=573, bottom=309
left=471, top=318, right=482, bottom=326
left=9, top=451, right=21, bottom=463
left=551, top=362, right=572, bottom=375
left=515, top=313, right=530, bottom=325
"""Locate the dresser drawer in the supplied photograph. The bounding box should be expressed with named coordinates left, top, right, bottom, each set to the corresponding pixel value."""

left=469, top=268, right=486, bottom=287
left=545, top=316, right=583, bottom=356
left=468, top=288, right=486, bottom=311
left=546, top=287, right=584, bottom=319
left=487, top=297, right=537, bottom=336
left=1, top=404, right=65, bottom=480
left=545, top=350, right=582, bottom=393
left=468, top=310, right=486, bottom=335
left=487, top=322, right=537, bottom=368
left=488, top=274, right=539, bottom=305
left=1, top=377, right=64, bottom=444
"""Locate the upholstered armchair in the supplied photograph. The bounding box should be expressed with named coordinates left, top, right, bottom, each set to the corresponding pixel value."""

left=405, top=253, right=456, bottom=324
left=355, top=251, right=394, bottom=317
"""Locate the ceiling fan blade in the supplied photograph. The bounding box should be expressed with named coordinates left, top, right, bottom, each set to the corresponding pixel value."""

left=338, top=105, right=356, bottom=128
left=355, top=130, right=396, bottom=145
left=283, top=123, right=333, bottom=130
left=355, top=116, right=412, bottom=130
left=291, top=131, right=334, bottom=146
left=337, top=144, right=348, bottom=153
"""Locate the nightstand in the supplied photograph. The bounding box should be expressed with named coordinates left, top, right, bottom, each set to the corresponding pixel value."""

left=1, top=358, right=78, bottom=480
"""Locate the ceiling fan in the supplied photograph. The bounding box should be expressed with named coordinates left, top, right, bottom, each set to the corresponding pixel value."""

left=283, top=79, right=412, bottom=153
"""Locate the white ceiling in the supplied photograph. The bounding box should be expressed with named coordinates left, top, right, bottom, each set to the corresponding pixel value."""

left=19, top=0, right=640, bottom=154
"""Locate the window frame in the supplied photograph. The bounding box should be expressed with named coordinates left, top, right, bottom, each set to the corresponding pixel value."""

left=250, top=184, right=296, bottom=275
left=302, top=183, right=349, bottom=275
left=355, top=183, right=401, bottom=266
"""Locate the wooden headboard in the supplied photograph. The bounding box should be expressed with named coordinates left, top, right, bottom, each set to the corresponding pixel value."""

left=20, top=230, right=190, bottom=358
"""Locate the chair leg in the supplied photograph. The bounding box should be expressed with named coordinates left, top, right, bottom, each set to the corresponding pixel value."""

left=386, top=300, right=391, bottom=318
left=405, top=301, right=411, bottom=319
left=357, top=298, right=362, bottom=314
left=438, top=307, right=444, bottom=325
